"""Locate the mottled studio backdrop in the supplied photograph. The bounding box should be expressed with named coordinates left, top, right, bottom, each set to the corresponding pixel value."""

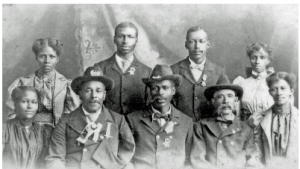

left=2, top=4, right=298, bottom=121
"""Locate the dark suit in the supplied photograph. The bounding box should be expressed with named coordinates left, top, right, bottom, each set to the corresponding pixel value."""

left=46, top=106, right=135, bottom=169
left=171, top=58, right=229, bottom=121
left=191, top=118, right=260, bottom=169
left=94, top=54, right=151, bottom=115
left=126, top=106, right=193, bottom=169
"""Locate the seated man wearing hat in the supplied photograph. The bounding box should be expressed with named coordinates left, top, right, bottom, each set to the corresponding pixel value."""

left=46, top=67, right=135, bottom=169
left=126, top=65, right=194, bottom=169
left=191, top=82, right=262, bottom=169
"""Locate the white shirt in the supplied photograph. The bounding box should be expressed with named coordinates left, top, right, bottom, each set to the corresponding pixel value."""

left=82, top=106, right=102, bottom=123
left=151, top=105, right=172, bottom=127
left=115, top=53, right=134, bottom=73
left=189, top=57, right=206, bottom=82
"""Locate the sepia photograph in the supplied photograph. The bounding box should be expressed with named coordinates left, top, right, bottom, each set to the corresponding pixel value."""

left=2, top=3, right=298, bottom=169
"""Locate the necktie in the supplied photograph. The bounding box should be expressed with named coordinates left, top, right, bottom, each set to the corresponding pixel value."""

left=215, top=119, right=233, bottom=125
left=122, top=60, right=131, bottom=73
left=152, top=112, right=171, bottom=121
left=190, top=65, right=204, bottom=71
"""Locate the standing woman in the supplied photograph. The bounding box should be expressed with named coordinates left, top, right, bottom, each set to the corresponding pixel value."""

left=6, top=38, right=80, bottom=126
left=3, top=86, right=53, bottom=169
left=254, top=72, right=298, bottom=168
left=233, top=43, right=274, bottom=122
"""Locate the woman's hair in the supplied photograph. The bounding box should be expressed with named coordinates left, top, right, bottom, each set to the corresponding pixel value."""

left=32, top=37, right=64, bottom=57
left=11, top=86, right=39, bottom=103
left=246, top=42, right=273, bottom=60
left=266, top=72, right=296, bottom=90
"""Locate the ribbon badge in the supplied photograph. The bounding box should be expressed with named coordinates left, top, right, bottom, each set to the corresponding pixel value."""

left=105, top=122, right=113, bottom=139
left=76, top=122, right=103, bottom=144
left=128, top=67, right=136, bottom=75
left=164, top=121, right=177, bottom=134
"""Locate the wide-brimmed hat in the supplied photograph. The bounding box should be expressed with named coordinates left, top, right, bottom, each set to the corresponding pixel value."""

left=204, top=82, right=243, bottom=101
left=142, top=64, right=182, bottom=87
left=71, top=66, right=114, bottom=95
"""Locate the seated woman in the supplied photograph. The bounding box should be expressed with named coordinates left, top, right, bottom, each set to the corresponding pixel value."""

left=233, top=43, right=274, bottom=122
left=3, top=86, right=53, bottom=169
left=253, top=72, right=298, bottom=168
left=6, top=38, right=80, bottom=126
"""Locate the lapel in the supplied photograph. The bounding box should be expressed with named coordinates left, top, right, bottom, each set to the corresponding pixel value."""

left=67, top=106, right=88, bottom=133
left=94, top=106, right=113, bottom=131
left=219, top=118, right=242, bottom=139
left=260, top=108, right=273, bottom=155
left=201, top=60, right=214, bottom=83
left=179, top=57, right=196, bottom=84
left=53, top=71, right=68, bottom=98
left=109, top=53, right=123, bottom=75
left=157, top=106, right=181, bottom=133
left=286, top=106, right=298, bottom=155
left=203, top=118, right=223, bottom=138
left=141, top=106, right=161, bottom=133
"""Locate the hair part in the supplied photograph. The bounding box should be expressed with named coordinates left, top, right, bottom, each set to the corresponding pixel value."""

left=186, top=26, right=208, bottom=40
left=11, top=86, right=39, bottom=103
left=246, top=42, right=273, bottom=60
left=114, top=22, right=138, bottom=37
left=32, top=37, right=64, bottom=57
left=266, top=72, right=296, bottom=90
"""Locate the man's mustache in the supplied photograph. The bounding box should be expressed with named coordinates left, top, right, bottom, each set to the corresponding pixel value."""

left=216, top=103, right=235, bottom=113
left=151, top=95, right=166, bottom=102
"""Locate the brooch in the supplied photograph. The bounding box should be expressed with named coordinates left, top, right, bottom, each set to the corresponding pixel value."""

left=163, top=135, right=173, bottom=148
left=90, top=70, right=101, bottom=76
left=128, top=67, right=136, bottom=75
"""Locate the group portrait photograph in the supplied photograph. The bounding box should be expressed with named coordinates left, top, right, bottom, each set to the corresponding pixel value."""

left=1, top=3, right=299, bottom=169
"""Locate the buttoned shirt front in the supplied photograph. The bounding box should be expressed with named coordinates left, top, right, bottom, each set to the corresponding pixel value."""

left=82, top=106, right=102, bottom=123
left=115, top=53, right=134, bottom=73
left=189, top=57, right=206, bottom=82
left=151, top=105, right=171, bottom=127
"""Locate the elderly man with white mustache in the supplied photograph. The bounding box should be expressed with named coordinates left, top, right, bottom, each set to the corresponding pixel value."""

left=191, top=82, right=262, bottom=169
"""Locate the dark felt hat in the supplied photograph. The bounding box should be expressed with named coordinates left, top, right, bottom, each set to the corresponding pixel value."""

left=204, top=82, right=243, bottom=101
left=142, top=64, right=182, bottom=87
left=71, top=66, right=114, bottom=95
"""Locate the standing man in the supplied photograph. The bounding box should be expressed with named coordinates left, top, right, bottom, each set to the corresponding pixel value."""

left=126, top=65, right=194, bottom=169
left=171, top=26, right=229, bottom=121
left=94, top=22, right=151, bottom=115
left=46, top=67, right=135, bottom=169
left=191, top=82, right=262, bottom=169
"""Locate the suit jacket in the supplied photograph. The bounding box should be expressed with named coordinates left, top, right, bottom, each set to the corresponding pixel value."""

left=6, top=70, right=80, bottom=124
left=126, top=106, right=194, bottom=169
left=191, top=117, right=260, bottom=169
left=255, top=106, right=298, bottom=168
left=46, top=106, right=135, bottom=169
left=94, top=54, right=151, bottom=115
left=171, top=58, right=229, bottom=121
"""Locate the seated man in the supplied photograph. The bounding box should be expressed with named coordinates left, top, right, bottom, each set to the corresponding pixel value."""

left=126, top=65, right=194, bottom=169
left=46, top=67, right=135, bottom=169
left=191, top=82, right=262, bottom=169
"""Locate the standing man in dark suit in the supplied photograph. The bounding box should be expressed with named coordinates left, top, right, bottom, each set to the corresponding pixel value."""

left=171, top=26, right=229, bottom=121
left=94, top=22, right=151, bottom=115
left=126, top=65, right=194, bottom=169
left=46, top=67, right=135, bottom=169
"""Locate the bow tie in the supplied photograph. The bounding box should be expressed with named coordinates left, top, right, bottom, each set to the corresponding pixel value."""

left=190, top=65, right=204, bottom=71
left=215, top=119, right=233, bottom=125
left=152, top=112, right=171, bottom=121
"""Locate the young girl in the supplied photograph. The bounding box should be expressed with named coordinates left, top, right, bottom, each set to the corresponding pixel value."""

left=6, top=38, right=80, bottom=126
left=233, top=43, right=274, bottom=122
left=253, top=72, right=298, bottom=168
left=3, top=86, right=53, bottom=169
